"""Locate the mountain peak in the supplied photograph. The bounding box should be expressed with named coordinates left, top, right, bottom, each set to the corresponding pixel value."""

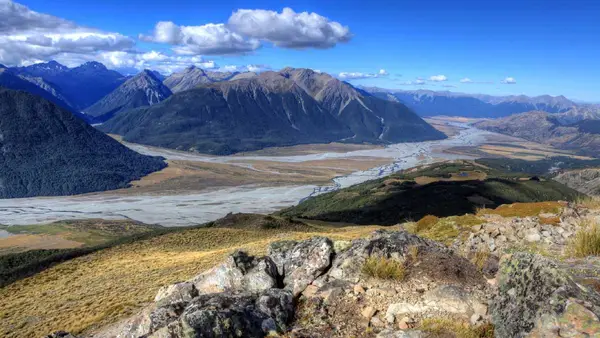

left=0, top=63, right=6, bottom=69
left=80, top=61, right=108, bottom=70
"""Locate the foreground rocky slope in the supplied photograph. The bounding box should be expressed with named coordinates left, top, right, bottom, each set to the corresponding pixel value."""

left=0, top=88, right=166, bottom=198
left=100, top=68, right=445, bottom=154
left=51, top=211, right=600, bottom=338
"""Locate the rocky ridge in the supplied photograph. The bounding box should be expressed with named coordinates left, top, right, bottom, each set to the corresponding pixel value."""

left=48, top=205, right=600, bottom=338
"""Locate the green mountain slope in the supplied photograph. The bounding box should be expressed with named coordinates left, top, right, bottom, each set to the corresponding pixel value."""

left=0, top=88, right=166, bottom=198
left=279, top=160, right=581, bottom=225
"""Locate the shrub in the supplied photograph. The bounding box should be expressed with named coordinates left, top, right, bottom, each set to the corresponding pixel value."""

left=567, top=220, right=600, bottom=258
left=361, top=256, right=405, bottom=281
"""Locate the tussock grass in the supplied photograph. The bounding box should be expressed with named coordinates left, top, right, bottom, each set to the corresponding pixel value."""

left=420, top=318, right=494, bottom=338
left=0, top=223, right=384, bottom=338
left=361, top=256, right=406, bottom=281
left=416, top=215, right=440, bottom=232
left=477, top=201, right=565, bottom=218
left=576, top=195, right=600, bottom=210
left=567, top=220, right=600, bottom=258
left=471, top=250, right=491, bottom=270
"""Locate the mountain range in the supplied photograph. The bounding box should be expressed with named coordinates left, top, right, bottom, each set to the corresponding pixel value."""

left=99, top=68, right=446, bottom=154
left=163, top=66, right=239, bottom=93
left=12, top=61, right=127, bottom=111
left=84, top=70, right=172, bottom=122
left=363, top=87, right=577, bottom=118
left=474, top=108, right=600, bottom=156
left=0, top=88, right=166, bottom=198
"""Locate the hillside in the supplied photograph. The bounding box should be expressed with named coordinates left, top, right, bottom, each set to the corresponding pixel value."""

left=0, top=88, right=166, bottom=198
left=365, top=87, right=576, bottom=117
left=279, top=160, right=581, bottom=225
left=0, top=68, right=73, bottom=110
left=100, top=68, right=445, bottom=154
left=474, top=110, right=600, bottom=156
left=3, top=202, right=600, bottom=338
left=84, top=70, right=172, bottom=121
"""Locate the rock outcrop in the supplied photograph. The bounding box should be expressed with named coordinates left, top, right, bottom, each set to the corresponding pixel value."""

left=491, top=253, right=600, bottom=337
left=57, top=228, right=600, bottom=338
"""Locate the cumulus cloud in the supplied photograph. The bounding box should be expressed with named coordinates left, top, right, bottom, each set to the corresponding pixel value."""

left=460, top=77, right=494, bottom=84
left=219, top=64, right=271, bottom=73
left=501, top=77, right=517, bottom=84
left=397, top=78, right=426, bottom=86
left=228, top=7, right=351, bottom=49
left=338, top=69, right=389, bottom=80
left=52, top=50, right=217, bottom=75
left=429, top=75, right=447, bottom=82
left=140, top=21, right=260, bottom=55
left=0, top=0, right=134, bottom=66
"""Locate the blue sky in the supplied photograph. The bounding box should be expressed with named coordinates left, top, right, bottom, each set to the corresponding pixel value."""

left=5, top=0, right=600, bottom=101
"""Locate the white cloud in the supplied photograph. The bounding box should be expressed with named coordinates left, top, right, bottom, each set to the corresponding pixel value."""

left=0, top=0, right=134, bottom=66
left=501, top=77, right=517, bottom=84
left=228, top=7, right=351, bottom=49
left=140, top=21, right=260, bottom=55
left=338, top=69, right=389, bottom=80
left=460, top=77, right=494, bottom=84
left=397, top=78, right=426, bottom=86
left=429, top=74, right=447, bottom=82
left=219, top=64, right=270, bottom=73
left=52, top=50, right=217, bottom=75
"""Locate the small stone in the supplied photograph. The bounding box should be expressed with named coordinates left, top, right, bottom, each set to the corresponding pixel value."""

left=525, top=229, right=541, bottom=242
left=371, top=316, right=385, bottom=328
left=472, top=302, right=488, bottom=316
left=472, top=224, right=483, bottom=232
left=362, top=306, right=377, bottom=319
left=398, top=316, right=414, bottom=329
left=354, top=284, right=366, bottom=294
left=470, top=313, right=482, bottom=325
left=302, top=285, right=319, bottom=298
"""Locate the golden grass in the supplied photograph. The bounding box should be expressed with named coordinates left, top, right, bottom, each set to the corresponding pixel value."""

left=361, top=256, right=406, bottom=281
left=419, top=318, right=494, bottom=338
left=477, top=201, right=565, bottom=218
left=416, top=215, right=440, bottom=232
left=576, top=195, right=600, bottom=210
left=0, top=224, right=384, bottom=338
left=417, top=214, right=484, bottom=245
left=567, top=220, right=600, bottom=258
left=471, top=250, right=491, bottom=270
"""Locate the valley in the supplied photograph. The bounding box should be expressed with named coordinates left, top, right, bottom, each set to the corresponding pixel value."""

left=0, top=121, right=588, bottom=229
left=0, top=121, right=486, bottom=227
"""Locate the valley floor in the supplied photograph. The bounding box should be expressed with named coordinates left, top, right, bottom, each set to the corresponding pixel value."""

left=0, top=119, right=589, bottom=228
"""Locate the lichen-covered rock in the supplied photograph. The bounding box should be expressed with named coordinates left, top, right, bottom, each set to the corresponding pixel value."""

left=376, top=329, right=424, bottom=338
left=191, top=250, right=278, bottom=295
left=268, top=237, right=334, bottom=296
left=45, top=332, right=78, bottom=338
left=328, top=230, right=450, bottom=282
left=178, top=289, right=294, bottom=337
left=154, top=281, right=198, bottom=307
left=490, top=252, right=600, bottom=338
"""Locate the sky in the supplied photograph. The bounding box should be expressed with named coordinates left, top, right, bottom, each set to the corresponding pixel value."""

left=1, top=0, right=599, bottom=102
